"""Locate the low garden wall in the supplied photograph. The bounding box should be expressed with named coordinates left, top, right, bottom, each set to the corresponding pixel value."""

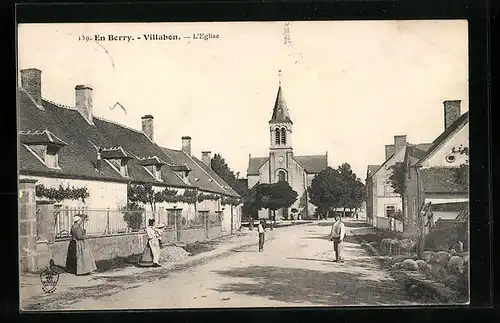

left=49, top=226, right=223, bottom=267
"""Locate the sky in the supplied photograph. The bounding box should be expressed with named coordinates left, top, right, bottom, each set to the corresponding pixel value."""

left=17, top=21, right=468, bottom=182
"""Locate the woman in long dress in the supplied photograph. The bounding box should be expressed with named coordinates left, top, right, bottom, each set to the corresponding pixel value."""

left=138, top=219, right=163, bottom=267
left=65, top=214, right=97, bottom=275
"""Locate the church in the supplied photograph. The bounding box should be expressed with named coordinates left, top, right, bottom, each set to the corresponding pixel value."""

left=246, top=84, right=328, bottom=220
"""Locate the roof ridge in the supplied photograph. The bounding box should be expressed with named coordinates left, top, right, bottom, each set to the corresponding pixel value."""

left=92, top=115, right=145, bottom=135
left=42, top=98, right=76, bottom=111
left=183, top=153, right=228, bottom=193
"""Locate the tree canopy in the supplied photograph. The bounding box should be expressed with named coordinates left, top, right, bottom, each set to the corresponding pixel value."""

left=241, top=181, right=298, bottom=220
left=259, top=181, right=298, bottom=214
left=388, top=162, right=406, bottom=196
left=308, top=163, right=366, bottom=217
left=211, top=153, right=249, bottom=198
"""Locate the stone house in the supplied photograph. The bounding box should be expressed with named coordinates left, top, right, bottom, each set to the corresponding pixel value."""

left=246, top=85, right=328, bottom=219
left=365, top=135, right=431, bottom=229
left=18, top=68, right=241, bottom=235
left=403, top=101, right=469, bottom=229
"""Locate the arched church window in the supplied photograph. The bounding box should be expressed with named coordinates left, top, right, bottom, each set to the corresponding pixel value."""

left=281, top=128, right=286, bottom=145
left=275, top=128, right=281, bottom=145
left=278, top=170, right=287, bottom=182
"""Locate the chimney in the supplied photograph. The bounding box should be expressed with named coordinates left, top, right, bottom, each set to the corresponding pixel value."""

left=385, top=145, right=395, bottom=160
left=20, top=68, right=42, bottom=106
left=394, top=135, right=407, bottom=153
left=444, top=100, right=461, bottom=130
left=201, top=151, right=211, bottom=166
left=182, top=136, right=191, bottom=156
left=75, top=85, right=94, bottom=125
left=141, top=115, right=154, bottom=141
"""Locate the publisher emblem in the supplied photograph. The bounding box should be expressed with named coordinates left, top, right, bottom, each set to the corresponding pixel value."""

left=40, top=267, right=59, bottom=293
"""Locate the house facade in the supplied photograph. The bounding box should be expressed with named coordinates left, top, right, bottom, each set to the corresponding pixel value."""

left=403, top=101, right=469, bottom=228
left=18, top=68, right=242, bottom=235
left=247, top=85, right=328, bottom=219
left=365, top=135, right=432, bottom=229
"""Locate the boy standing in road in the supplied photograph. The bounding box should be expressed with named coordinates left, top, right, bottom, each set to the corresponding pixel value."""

left=258, top=220, right=266, bottom=252
left=329, top=214, right=346, bottom=263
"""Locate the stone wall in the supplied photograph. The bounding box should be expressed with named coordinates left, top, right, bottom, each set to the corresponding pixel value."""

left=49, top=226, right=222, bottom=267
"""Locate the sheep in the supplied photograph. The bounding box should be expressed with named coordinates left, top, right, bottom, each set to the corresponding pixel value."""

left=437, top=251, right=451, bottom=267
left=416, top=259, right=431, bottom=272
left=369, top=241, right=380, bottom=249
left=391, top=255, right=407, bottom=265
left=401, top=259, right=419, bottom=271
left=448, top=255, right=465, bottom=274
left=422, top=251, right=436, bottom=263
left=390, top=239, right=401, bottom=255
left=399, top=239, right=416, bottom=255
left=381, top=238, right=392, bottom=254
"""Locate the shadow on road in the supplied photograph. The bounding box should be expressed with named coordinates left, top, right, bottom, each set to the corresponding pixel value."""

left=212, top=265, right=422, bottom=306
left=286, top=257, right=333, bottom=263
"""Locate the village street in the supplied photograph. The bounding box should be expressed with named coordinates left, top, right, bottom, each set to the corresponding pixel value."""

left=21, top=220, right=426, bottom=310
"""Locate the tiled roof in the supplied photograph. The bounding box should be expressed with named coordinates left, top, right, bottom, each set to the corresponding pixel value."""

left=247, top=157, right=269, bottom=175
left=192, top=158, right=240, bottom=197
left=416, top=112, right=469, bottom=166
left=100, top=147, right=134, bottom=159
left=162, top=148, right=239, bottom=197
left=269, top=86, right=292, bottom=124
left=20, top=130, right=67, bottom=147
left=247, top=154, right=327, bottom=175
left=420, top=167, right=468, bottom=193
left=138, top=156, right=167, bottom=166
left=18, top=88, right=190, bottom=187
left=293, top=155, right=328, bottom=174
left=366, top=165, right=381, bottom=178
left=431, top=202, right=468, bottom=212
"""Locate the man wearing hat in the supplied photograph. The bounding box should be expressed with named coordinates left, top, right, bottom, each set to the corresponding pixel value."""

left=329, top=214, right=346, bottom=263
left=257, top=219, right=266, bottom=252
left=65, top=214, right=97, bottom=275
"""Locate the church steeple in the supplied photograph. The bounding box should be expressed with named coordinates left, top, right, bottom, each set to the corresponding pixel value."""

left=269, top=85, right=293, bottom=125
left=269, top=74, right=293, bottom=151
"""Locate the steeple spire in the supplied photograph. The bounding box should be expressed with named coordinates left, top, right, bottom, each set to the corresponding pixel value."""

left=269, top=74, right=292, bottom=124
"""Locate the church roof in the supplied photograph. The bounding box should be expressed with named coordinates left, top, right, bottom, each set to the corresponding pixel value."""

left=247, top=154, right=327, bottom=176
left=293, top=155, right=328, bottom=174
left=247, top=157, right=269, bottom=175
left=269, top=86, right=292, bottom=124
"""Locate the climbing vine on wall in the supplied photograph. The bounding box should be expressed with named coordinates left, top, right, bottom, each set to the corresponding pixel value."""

left=221, top=196, right=242, bottom=206
left=197, top=193, right=220, bottom=203
left=35, top=184, right=90, bottom=203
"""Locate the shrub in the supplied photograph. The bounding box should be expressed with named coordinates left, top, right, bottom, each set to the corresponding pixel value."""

left=121, top=203, right=144, bottom=231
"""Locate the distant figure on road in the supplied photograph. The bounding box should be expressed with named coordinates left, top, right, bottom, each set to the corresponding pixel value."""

left=258, top=220, right=266, bottom=252
left=329, top=214, right=346, bottom=263
left=249, top=217, right=254, bottom=231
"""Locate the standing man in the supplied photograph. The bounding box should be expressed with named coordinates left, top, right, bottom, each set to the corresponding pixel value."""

left=329, top=214, right=346, bottom=263
left=257, top=220, right=266, bottom=252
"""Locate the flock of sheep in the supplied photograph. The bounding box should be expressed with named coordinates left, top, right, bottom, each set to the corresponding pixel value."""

left=367, top=237, right=468, bottom=277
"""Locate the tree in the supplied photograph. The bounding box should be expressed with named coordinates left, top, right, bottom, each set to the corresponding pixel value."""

left=348, top=179, right=366, bottom=214
left=308, top=167, right=344, bottom=219
left=388, top=162, right=406, bottom=223
left=388, top=162, right=406, bottom=196
left=127, top=183, right=164, bottom=212
left=242, top=183, right=263, bottom=220
left=337, top=163, right=358, bottom=216
left=211, top=153, right=249, bottom=198
left=260, top=181, right=298, bottom=227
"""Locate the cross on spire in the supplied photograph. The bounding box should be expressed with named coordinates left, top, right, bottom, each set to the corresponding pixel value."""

left=278, top=69, right=282, bottom=85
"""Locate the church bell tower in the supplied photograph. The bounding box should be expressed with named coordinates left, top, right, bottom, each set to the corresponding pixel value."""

left=268, top=72, right=293, bottom=184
